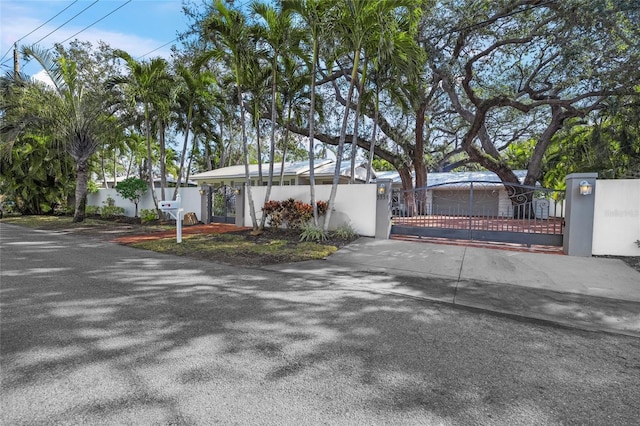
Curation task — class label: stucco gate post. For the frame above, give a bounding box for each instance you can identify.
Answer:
[375,179,393,239]
[200,185,211,225]
[563,172,597,256]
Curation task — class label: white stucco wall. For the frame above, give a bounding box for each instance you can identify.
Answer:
[245,184,377,237]
[592,179,640,256]
[87,187,202,220]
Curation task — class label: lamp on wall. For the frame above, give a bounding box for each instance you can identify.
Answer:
[579,180,593,196]
[199,186,206,195]
[377,183,386,195]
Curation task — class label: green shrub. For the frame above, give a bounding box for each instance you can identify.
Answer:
[333,223,358,240]
[86,205,100,215]
[101,205,125,218]
[101,197,124,218]
[299,223,328,242]
[140,208,158,224]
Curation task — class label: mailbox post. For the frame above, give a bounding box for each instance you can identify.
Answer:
[159,194,184,243]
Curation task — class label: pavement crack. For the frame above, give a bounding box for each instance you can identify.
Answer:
[453,246,467,304]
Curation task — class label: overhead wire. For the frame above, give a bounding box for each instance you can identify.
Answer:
[0,0,79,63]
[59,0,132,44]
[32,0,101,45]
[138,38,179,59]
[136,0,255,60]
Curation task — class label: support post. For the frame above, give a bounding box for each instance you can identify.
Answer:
[563,173,597,256]
[235,185,245,227]
[375,180,393,239]
[200,185,210,225]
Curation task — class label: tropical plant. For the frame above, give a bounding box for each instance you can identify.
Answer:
[110,50,172,217]
[115,177,148,217]
[201,0,259,230]
[252,1,305,229]
[1,45,116,221]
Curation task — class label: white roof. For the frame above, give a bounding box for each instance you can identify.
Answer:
[190,159,374,181]
[375,170,529,187]
[190,159,333,180]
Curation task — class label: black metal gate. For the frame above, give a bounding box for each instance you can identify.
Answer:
[391,181,565,246]
[208,185,237,224]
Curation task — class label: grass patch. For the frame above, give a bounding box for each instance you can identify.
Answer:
[0,215,172,233]
[130,232,338,266]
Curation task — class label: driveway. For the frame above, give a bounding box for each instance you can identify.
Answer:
[1,223,639,425]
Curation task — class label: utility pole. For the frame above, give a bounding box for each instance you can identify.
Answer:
[13,43,19,78]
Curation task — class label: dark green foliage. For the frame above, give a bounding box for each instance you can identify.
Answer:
[115,177,148,217]
[0,134,75,215]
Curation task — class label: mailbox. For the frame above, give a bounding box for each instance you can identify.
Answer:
[160,200,180,210]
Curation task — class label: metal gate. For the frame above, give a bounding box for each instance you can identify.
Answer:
[391,181,565,246]
[208,185,237,224]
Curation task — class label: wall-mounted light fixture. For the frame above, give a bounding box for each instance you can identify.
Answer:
[579,180,593,196]
[377,183,386,196]
[198,187,206,196]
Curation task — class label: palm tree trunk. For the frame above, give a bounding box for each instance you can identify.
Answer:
[72,158,89,222]
[144,104,160,216]
[158,119,167,201]
[324,49,360,232]
[279,101,293,186]
[350,56,367,184]
[173,105,192,201]
[309,36,319,226]
[260,58,278,230]
[366,87,380,184]
[237,82,258,230]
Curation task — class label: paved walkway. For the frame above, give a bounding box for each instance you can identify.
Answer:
[266,237,640,337]
[111,224,640,337]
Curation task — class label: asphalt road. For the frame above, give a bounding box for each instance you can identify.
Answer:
[1,223,639,425]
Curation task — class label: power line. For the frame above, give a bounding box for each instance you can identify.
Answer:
[32,0,101,46]
[138,38,179,59]
[0,0,79,63]
[59,0,132,44]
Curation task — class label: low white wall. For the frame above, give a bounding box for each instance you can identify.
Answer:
[87,187,202,220]
[245,184,377,237]
[592,179,640,256]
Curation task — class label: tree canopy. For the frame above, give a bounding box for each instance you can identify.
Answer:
[2,0,639,219]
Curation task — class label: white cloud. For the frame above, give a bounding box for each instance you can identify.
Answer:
[32,69,54,87]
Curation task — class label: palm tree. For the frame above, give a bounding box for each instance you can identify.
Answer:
[322,0,377,232]
[284,0,330,226]
[4,45,115,221]
[110,50,172,216]
[252,1,305,229]
[202,0,259,230]
[172,63,217,200]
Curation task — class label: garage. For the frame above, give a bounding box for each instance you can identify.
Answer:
[432,189,499,216]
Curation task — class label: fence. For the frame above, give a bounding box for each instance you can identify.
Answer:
[592,179,640,256]
[87,187,201,218]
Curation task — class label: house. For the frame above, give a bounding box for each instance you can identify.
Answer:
[376,170,548,217]
[190,159,376,188]
[100,175,196,188]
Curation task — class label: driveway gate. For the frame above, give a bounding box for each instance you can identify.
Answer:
[391,181,565,246]
[207,185,237,224]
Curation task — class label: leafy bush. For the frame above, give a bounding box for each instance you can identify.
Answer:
[299,223,328,242]
[115,177,148,217]
[86,205,100,215]
[333,223,358,240]
[262,198,329,230]
[140,208,158,224]
[101,197,124,218]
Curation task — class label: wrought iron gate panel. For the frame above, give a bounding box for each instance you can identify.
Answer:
[391,181,565,246]
[208,185,237,224]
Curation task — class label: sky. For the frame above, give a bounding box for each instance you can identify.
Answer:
[0,0,193,79]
